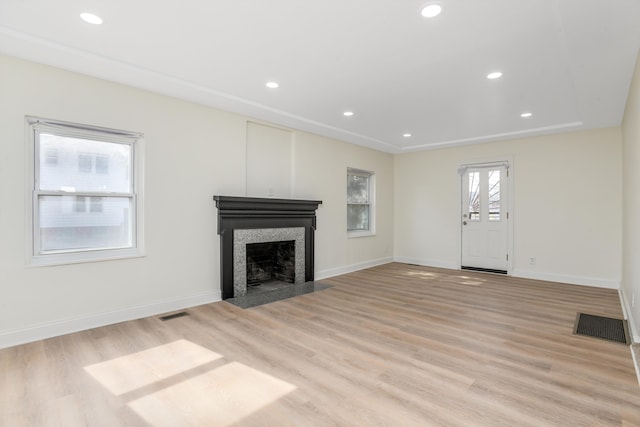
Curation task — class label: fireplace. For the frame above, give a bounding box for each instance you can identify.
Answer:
[214,196,322,300]
[233,226,305,297]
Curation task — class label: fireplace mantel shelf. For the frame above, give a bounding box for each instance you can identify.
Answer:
[214,196,322,211]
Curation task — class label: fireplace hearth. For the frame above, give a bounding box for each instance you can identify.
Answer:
[213,196,323,302]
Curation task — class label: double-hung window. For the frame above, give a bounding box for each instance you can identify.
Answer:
[347,168,375,236]
[28,117,144,265]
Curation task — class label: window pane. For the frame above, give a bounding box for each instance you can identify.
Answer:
[95,155,109,174]
[90,197,103,213]
[45,148,58,165]
[347,204,369,231]
[78,154,92,173]
[468,171,480,221]
[347,174,369,203]
[488,170,501,221]
[39,133,131,193]
[74,196,86,213]
[38,195,132,252]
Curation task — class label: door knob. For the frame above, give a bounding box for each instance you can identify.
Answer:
[463,221,468,225]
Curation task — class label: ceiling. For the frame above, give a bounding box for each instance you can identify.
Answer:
[1,0,639,153]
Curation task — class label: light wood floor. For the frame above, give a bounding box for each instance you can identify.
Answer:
[2,263,640,426]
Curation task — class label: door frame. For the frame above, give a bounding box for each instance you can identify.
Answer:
[457,156,514,274]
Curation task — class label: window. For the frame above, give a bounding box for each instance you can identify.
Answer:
[347,168,375,236]
[28,117,144,265]
[74,196,87,213]
[90,197,103,213]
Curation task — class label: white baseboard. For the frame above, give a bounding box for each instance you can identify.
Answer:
[629,345,640,389]
[391,261,620,289]
[315,257,394,281]
[0,290,221,350]
[321,257,621,289]
[619,288,640,343]
[393,256,460,271]
[619,288,640,387]
[511,269,620,289]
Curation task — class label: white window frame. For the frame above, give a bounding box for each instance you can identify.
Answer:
[347,167,376,238]
[26,117,145,266]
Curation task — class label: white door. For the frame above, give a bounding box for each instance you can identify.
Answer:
[461,165,508,272]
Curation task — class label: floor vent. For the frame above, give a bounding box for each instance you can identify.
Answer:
[574,313,629,345]
[461,266,507,275]
[159,311,190,321]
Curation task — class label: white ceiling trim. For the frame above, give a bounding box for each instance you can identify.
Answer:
[401,121,585,152]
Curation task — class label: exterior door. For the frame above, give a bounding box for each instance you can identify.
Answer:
[461,165,508,273]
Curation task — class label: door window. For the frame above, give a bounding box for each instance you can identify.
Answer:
[468,171,480,221]
[488,169,501,221]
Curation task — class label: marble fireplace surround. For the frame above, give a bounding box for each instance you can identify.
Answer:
[213,196,322,300]
[233,227,305,297]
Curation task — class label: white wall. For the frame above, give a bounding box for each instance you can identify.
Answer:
[622,50,640,341]
[292,132,395,278]
[0,55,394,348]
[394,127,622,288]
[246,122,293,198]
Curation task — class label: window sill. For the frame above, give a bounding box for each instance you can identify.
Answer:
[347,230,376,239]
[28,248,145,267]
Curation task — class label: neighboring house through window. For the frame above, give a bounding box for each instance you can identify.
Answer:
[347,167,375,236]
[28,117,144,265]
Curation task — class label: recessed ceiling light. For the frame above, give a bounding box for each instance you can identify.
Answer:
[403,133,412,138]
[265,81,279,89]
[421,4,442,18]
[80,13,103,25]
[520,112,533,118]
[487,71,503,80]
[343,111,354,117]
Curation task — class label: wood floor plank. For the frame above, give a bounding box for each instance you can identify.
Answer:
[1,262,639,426]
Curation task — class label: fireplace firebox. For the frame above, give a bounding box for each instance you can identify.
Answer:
[213,196,322,300]
[246,240,295,285]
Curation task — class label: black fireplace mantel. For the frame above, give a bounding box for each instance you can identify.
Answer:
[213,196,322,299]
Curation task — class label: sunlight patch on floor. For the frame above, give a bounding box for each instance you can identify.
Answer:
[459,280,483,286]
[127,361,297,426]
[405,271,439,278]
[84,339,223,395]
[84,339,297,425]
[455,275,487,283]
